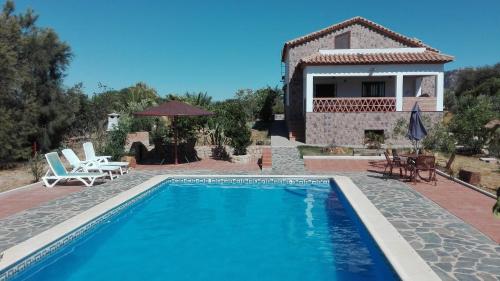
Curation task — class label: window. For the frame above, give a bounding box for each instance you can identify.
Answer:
[315,84,336,98]
[335,32,350,49]
[362,82,385,97]
[364,130,385,147]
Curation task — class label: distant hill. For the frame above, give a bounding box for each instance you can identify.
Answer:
[444,69,461,91]
[445,63,500,92]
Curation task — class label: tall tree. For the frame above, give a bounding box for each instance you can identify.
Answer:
[0,1,76,164]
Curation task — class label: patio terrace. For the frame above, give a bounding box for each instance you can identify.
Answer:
[0,158,498,281]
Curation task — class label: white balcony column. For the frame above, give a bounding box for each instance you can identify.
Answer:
[415,77,423,97]
[395,74,403,111]
[304,72,314,113]
[436,72,444,111]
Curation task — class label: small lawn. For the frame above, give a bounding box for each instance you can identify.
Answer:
[297,145,353,157]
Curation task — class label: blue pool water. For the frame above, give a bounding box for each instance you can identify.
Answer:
[12,179,399,281]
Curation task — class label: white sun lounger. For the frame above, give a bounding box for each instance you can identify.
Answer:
[62,149,122,180]
[82,142,129,175]
[42,152,106,188]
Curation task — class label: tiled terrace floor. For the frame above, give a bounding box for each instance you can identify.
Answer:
[0,159,499,281]
[305,159,500,244]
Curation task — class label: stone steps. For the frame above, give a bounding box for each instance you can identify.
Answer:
[271,147,305,174]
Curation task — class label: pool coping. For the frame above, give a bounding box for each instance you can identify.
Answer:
[0,174,439,281]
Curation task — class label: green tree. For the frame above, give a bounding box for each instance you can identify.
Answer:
[0,1,77,164]
[449,96,496,154]
[210,101,251,155]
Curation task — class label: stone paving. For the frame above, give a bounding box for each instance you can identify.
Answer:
[1,169,499,280]
[340,172,500,281]
[270,119,306,175]
[271,147,306,174]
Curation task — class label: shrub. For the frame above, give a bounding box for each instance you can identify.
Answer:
[224,103,251,155]
[449,96,496,154]
[102,121,130,161]
[209,101,251,156]
[29,152,45,182]
[421,123,456,154]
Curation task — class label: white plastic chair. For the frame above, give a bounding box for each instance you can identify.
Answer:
[62,149,121,180]
[83,142,129,175]
[42,152,106,188]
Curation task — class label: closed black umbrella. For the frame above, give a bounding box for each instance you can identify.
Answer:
[407,103,427,155]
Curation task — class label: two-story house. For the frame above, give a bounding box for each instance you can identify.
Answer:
[282,17,453,146]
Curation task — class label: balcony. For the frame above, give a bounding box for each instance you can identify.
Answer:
[313,97,396,113]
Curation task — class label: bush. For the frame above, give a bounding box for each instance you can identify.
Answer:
[223,103,252,155]
[422,123,456,154]
[102,121,130,161]
[28,151,45,182]
[209,101,251,156]
[449,96,496,154]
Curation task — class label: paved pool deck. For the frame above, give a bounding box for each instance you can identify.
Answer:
[0,160,499,281]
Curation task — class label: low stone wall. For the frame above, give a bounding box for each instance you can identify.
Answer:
[305,111,443,146]
[195,145,269,163]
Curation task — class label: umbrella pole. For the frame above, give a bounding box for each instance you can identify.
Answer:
[174,117,178,165]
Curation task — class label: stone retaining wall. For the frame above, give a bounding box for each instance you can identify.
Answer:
[195,145,269,162]
[305,111,443,146]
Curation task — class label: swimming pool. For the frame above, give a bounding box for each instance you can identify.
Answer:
[7,178,399,281]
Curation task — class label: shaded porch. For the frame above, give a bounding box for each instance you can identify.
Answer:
[311,75,439,113]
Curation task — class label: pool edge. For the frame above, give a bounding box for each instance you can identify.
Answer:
[0,174,440,281]
[334,176,440,281]
[0,175,169,278]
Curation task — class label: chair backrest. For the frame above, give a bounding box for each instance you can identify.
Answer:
[384,151,392,164]
[391,149,399,158]
[83,142,96,161]
[45,152,68,176]
[62,149,81,168]
[416,155,435,169]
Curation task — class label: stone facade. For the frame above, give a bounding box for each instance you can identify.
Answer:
[285,23,413,125]
[305,111,443,146]
[283,24,425,142]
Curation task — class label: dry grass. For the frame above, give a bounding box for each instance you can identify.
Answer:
[435,153,499,192]
[297,146,353,157]
[0,163,39,193]
[0,145,84,193]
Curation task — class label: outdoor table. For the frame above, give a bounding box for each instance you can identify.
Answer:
[399,154,418,181]
[400,153,437,183]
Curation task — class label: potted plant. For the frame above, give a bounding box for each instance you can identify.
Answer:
[122,146,137,168]
[364,131,384,149]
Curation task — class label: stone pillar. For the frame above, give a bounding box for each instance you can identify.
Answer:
[395,74,403,111]
[304,71,314,113]
[436,72,444,111]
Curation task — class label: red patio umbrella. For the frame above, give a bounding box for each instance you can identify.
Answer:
[134,100,214,164]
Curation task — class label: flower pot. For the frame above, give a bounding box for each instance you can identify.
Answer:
[122,155,137,168]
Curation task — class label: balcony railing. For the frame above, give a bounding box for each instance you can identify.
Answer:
[313,97,396,113]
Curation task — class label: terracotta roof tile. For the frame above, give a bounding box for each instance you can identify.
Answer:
[282,17,439,61]
[300,51,454,66]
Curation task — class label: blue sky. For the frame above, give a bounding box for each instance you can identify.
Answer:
[8,0,500,99]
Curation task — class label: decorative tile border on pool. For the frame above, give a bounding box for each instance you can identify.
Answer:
[0,183,159,280]
[0,174,439,281]
[164,177,329,185]
[0,175,169,281]
[0,176,328,280]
